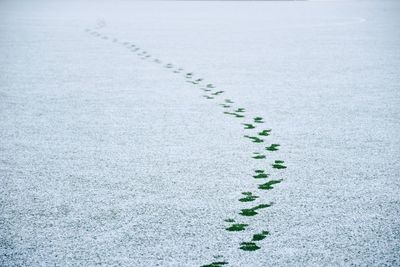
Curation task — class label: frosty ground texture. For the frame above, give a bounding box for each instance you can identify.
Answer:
[1,0,399,266]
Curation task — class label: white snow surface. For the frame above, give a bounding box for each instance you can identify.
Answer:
[0,0,399,266]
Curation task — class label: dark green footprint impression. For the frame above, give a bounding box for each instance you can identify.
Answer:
[224,218,235,223]
[252,231,270,241]
[225,99,234,104]
[203,95,214,100]
[207,84,215,88]
[240,203,273,216]
[220,104,231,108]
[252,153,266,159]
[226,223,248,231]
[253,170,269,179]
[265,144,280,151]
[258,179,282,190]
[212,91,224,96]
[244,135,263,143]
[239,242,260,251]
[243,123,255,129]
[192,78,203,84]
[239,192,259,202]
[202,88,212,92]
[254,117,264,123]
[235,108,245,113]
[224,112,244,118]
[258,129,271,136]
[201,262,228,267]
[272,160,287,169]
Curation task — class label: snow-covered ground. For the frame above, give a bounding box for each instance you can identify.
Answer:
[1,0,399,266]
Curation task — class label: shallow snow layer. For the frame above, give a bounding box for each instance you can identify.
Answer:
[0,0,399,266]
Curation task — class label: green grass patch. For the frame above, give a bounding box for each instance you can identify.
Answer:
[244,135,263,143]
[252,231,270,241]
[239,242,260,251]
[266,144,280,151]
[252,153,266,159]
[258,129,272,136]
[272,160,287,169]
[240,209,258,216]
[253,170,269,179]
[239,192,259,202]
[224,112,244,118]
[243,123,255,129]
[201,262,228,267]
[226,223,248,231]
[212,91,224,96]
[258,179,282,190]
[254,117,264,123]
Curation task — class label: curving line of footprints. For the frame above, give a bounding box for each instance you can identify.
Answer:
[85,20,287,267]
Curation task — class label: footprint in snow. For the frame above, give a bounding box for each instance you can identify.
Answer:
[258,179,282,190]
[253,170,269,179]
[225,223,248,231]
[242,123,255,129]
[244,135,263,143]
[239,192,259,202]
[265,144,280,151]
[239,203,273,216]
[272,160,287,169]
[252,152,266,159]
[254,117,264,123]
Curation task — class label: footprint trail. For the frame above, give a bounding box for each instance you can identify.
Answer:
[85,23,287,266]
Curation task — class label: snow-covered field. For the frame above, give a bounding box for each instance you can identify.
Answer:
[1,0,399,266]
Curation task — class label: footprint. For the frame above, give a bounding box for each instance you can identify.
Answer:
[186,73,193,79]
[254,117,264,123]
[235,108,245,113]
[207,84,215,88]
[244,135,263,143]
[258,179,282,190]
[224,112,244,118]
[192,78,203,84]
[265,144,280,151]
[203,95,214,100]
[212,91,224,96]
[258,129,271,136]
[201,262,228,267]
[226,223,248,231]
[225,99,234,104]
[252,230,270,241]
[224,218,235,223]
[240,203,273,216]
[242,123,255,129]
[252,153,266,159]
[220,104,231,108]
[272,160,287,169]
[239,192,259,202]
[239,242,260,251]
[202,88,212,92]
[253,170,269,179]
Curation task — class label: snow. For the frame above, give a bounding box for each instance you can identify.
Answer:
[0,0,399,266]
